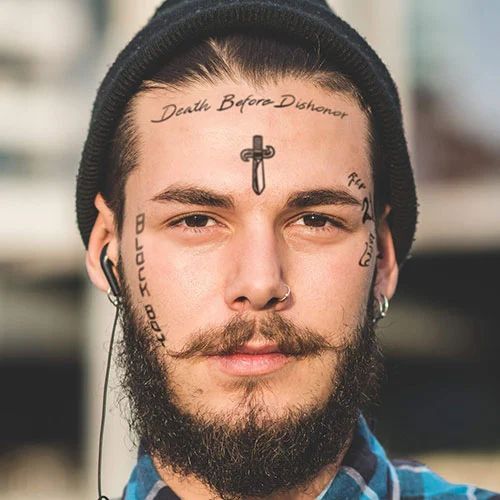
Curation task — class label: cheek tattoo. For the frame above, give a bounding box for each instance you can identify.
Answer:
[240,135,276,195]
[135,213,166,346]
[347,171,376,268]
[359,232,376,267]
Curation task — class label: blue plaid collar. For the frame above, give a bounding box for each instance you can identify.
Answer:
[123,414,499,499]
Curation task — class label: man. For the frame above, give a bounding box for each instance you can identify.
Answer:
[76,1,499,499]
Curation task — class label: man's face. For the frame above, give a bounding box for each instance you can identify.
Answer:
[93,77,393,497]
[118,78,377,418]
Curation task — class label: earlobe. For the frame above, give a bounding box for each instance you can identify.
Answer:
[85,193,120,293]
[374,206,399,301]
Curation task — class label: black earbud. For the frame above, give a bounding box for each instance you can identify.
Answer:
[99,243,121,298]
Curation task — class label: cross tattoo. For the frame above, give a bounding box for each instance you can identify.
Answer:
[240,135,276,195]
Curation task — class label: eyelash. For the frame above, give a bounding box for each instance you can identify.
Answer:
[167,214,218,233]
[167,213,346,233]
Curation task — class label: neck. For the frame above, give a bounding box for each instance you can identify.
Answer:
[152,427,354,499]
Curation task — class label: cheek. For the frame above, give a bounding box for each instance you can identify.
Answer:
[120,222,373,343]
[124,235,227,341]
[290,243,372,330]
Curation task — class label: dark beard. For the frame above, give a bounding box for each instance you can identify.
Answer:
[115,276,383,500]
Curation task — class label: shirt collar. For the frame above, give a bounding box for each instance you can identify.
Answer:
[124,414,396,500]
[322,414,398,499]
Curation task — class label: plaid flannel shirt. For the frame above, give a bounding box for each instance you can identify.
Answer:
[122,415,499,499]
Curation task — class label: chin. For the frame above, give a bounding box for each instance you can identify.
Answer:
[185,375,332,429]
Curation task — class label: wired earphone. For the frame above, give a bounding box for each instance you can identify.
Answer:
[97,243,121,500]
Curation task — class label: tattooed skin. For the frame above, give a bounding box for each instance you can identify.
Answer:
[347,172,376,267]
[347,172,366,190]
[361,196,374,224]
[135,213,166,346]
[151,92,348,123]
[240,135,276,195]
[359,232,376,267]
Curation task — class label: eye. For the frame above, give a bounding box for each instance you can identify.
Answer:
[168,214,218,230]
[294,213,345,230]
[302,214,330,227]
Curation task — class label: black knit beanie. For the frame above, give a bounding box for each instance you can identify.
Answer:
[76,0,418,265]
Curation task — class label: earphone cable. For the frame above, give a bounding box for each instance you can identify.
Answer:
[97,303,120,500]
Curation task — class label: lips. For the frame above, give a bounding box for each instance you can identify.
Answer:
[233,343,281,355]
[209,343,292,376]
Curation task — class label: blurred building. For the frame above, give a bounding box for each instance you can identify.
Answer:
[0,1,499,498]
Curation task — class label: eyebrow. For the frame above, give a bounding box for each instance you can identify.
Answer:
[151,186,235,209]
[151,186,361,210]
[285,188,361,209]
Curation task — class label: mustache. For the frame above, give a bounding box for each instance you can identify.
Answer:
[162,313,346,359]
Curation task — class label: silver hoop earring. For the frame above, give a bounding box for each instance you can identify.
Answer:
[373,294,389,324]
[277,284,291,302]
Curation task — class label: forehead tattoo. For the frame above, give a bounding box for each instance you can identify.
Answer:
[240,135,276,195]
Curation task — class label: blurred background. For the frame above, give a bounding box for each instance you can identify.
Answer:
[0,0,499,498]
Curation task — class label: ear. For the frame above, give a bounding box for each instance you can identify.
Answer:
[374,205,399,300]
[85,193,120,293]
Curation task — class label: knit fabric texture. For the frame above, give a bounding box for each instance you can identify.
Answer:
[76,0,418,265]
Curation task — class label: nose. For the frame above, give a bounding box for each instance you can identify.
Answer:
[224,226,290,312]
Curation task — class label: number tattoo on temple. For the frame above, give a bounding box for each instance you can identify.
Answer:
[240,135,276,195]
[347,172,376,267]
[361,195,374,224]
[135,213,166,346]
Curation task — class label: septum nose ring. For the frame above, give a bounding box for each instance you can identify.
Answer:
[277,284,291,302]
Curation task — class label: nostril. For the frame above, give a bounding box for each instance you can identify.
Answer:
[267,297,281,307]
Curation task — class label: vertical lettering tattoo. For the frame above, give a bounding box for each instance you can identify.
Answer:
[347,172,376,267]
[240,135,276,195]
[135,213,166,346]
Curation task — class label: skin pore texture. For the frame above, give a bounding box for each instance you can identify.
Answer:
[86,77,399,499]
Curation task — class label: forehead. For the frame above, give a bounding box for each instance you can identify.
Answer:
[128,78,371,204]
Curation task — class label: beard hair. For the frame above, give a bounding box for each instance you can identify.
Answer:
[115,269,384,500]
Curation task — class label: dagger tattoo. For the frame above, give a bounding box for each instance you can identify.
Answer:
[240,135,276,195]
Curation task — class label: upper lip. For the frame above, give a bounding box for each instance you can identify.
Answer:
[233,343,281,355]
